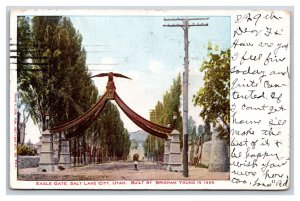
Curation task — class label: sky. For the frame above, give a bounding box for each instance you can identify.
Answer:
[25,15,230,144]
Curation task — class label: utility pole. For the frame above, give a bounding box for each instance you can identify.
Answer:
[163,17,208,177]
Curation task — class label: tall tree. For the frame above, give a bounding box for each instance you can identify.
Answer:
[188,116,197,145]
[89,101,131,160]
[17,16,97,132]
[193,47,230,142]
[144,73,183,159]
[197,125,204,136]
[17,16,131,160]
[16,16,32,144]
[17,16,32,89]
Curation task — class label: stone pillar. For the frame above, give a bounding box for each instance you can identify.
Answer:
[199,141,212,167]
[163,137,171,169]
[208,127,229,172]
[38,130,54,172]
[58,132,71,169]
[167,130,183,172]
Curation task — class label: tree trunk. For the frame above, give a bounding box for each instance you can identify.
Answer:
[218,116,230,134]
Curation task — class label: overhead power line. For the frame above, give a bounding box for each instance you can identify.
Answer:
[163,17,209,21]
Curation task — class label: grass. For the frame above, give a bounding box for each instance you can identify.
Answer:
[195,163,208,169]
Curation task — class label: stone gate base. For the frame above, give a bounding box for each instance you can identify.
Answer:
[167,130,183,172]
[58,133,71,169]
[38,130,54,172]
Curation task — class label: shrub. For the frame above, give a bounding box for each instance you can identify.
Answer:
[17,145,36,156]
[196,163,208,169]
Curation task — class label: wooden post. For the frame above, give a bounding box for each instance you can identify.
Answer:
[79,137,83,165]
[57,132,62,166]
[93,147,96,164]
[76,138,80,165]
[88,146,91,164]
[199,136,204,164]
[72,137,76,166]
[69,138,72,166]
[95,148,98,164]
[98,149,101,163]
[83,133,86,165]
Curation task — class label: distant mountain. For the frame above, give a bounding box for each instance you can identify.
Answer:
[129,130,149,142]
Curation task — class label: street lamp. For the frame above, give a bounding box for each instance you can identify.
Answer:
[45,111,50,130]
[172,111,178,129]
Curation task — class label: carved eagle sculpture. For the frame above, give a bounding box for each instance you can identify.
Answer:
[90,72,131,80]
[90,72,131,90]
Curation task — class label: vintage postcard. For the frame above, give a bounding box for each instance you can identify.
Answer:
[9,9,290,190]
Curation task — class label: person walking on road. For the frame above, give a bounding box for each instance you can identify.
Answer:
[134,160,138,171]
[133,153,139,171]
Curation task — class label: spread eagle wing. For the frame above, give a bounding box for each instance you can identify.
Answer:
[90,72,131,80]
[90,73,109,78]
[113,73,132,80]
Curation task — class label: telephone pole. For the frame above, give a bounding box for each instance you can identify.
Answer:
[163,17,208,177]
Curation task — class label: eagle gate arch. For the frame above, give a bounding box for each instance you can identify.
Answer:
[38,72,182,172]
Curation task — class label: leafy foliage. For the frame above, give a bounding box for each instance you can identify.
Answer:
[144,74,183,159]
[17,145,36,156]
[86,101,131,159]
[17,17,33,144]
[17,16,130,160]
[193,47,230,142]
[188,116,197,145]
[131,139,138,149]
[197,125,204,136]
[17,16,98,131]
[17,16,32,88]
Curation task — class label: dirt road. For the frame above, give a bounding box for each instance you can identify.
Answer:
[18,161,229,181]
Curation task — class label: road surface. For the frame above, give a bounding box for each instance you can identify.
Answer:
[18,161,229,181]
